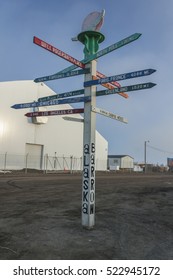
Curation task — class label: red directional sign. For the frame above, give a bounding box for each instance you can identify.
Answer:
[33,36,128,98]
[33,36,84,68]
[25,108,84,117]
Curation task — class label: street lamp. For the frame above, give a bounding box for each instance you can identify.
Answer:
[144,140,149,173]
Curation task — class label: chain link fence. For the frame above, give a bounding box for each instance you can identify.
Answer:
[0,153,107,173]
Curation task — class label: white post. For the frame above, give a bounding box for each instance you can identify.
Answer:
[82,59,97,228]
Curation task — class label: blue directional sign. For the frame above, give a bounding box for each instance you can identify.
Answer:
[96,82,156,97]
[34,69,89,83]
[11,96,90,109]
[84,69,156,87]
[34,33,141,83]
[38,89,84,102]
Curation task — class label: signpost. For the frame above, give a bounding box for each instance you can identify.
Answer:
[11,10,156,230]
[84,69,156,87]
[25,108,84,117]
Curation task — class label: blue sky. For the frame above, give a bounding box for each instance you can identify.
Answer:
[1,0,173,164]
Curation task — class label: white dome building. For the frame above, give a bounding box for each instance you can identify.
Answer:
[0,80,108,171]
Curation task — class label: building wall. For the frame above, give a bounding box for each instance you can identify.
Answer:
[121,156,134,169]
[0,80,108,170]
[108,155,134,170]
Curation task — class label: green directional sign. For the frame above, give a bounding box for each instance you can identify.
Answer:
[96,82,156,97]
[83,33,141,63]
[34,33,141,82]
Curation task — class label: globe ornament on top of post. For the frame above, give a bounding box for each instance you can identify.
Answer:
[77,10,105,56]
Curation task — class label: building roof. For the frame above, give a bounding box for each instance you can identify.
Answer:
[108,155,134,159]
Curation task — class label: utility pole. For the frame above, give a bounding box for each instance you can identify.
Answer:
[144,140,149,173]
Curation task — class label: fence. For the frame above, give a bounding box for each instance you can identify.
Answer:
[0,153,107,173]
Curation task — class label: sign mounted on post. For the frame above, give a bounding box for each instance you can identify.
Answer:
[33,36,85,68]
[11,96,90,109]
[96,82,156,97]
[25,108,84,117]
[35,69,89,83]
[38,89,84,102]
[92,106,128,123]
[84,69,156,87]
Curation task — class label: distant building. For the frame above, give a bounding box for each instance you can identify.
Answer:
[108,155,134,171]
[167,158,173,172]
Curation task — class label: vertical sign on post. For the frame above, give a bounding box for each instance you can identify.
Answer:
[78,24,105,228]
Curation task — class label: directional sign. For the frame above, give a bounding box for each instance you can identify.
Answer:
[33,36,85,68]
[84,69,156,87]
[92,106,128,123]
[11,96,90,109]
[34,33,141,83]
[25,108,84,117]
[35,69,89,83]
[63,116,84,123]
[38,89,84,102]
[34,36,128,98]
[56,33,141,75]
[96,82,156,97]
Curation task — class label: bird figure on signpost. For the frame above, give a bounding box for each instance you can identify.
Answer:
[71,9,105,41]
[81,9,105,32]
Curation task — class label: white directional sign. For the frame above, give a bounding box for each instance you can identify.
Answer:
[92,106,128,123]
[63,116,84,123]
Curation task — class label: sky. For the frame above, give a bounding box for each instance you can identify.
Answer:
[0,0,173,165]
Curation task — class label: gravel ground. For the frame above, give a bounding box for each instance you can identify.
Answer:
[0,172,173,260]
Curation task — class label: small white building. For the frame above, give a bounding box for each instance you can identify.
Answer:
[108,155,134,171]
[0,80,108,171]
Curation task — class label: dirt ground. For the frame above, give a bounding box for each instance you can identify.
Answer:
[0,172,173,260]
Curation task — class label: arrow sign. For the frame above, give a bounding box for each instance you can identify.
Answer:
[11,96,90,109]
[25,108,84,117]
[96,82,156,97]
[33,36,85,68]
[35,69,90,83]
[38,89,84,102]
[33,36,129,98]
[34,33,141,83]
[92,106,128,123]
[63,116,84,123]
[84,69,156,87]
[57,33,141,75]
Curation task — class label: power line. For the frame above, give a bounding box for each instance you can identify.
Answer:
[147,144,173,155]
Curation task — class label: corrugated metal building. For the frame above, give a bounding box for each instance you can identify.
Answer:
[0,80,108,171]
[108,155,134,171]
